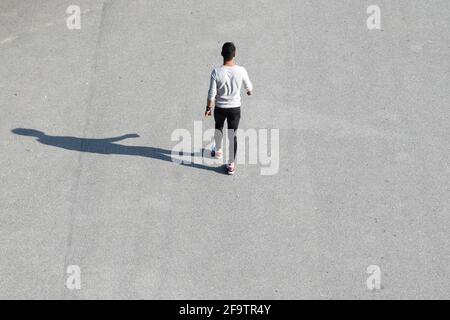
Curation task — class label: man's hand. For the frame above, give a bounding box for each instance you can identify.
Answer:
[247,90,253,96]
[205,106,212,117]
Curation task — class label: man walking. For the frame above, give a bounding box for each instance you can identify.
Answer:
[205,42,253,175]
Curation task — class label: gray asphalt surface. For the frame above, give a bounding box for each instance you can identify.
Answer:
[1,0,449,299]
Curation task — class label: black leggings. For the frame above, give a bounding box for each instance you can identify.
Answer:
[214,107,241,162]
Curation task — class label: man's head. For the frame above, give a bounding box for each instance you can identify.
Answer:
[221,42,236,62]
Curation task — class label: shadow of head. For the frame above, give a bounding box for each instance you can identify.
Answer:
[12,128,44,138]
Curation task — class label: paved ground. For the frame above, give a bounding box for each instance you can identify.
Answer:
[1,0,449,299]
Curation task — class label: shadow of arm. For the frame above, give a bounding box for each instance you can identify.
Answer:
[103,133,140,143]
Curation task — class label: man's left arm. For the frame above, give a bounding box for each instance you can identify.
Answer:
[243,68,253,96]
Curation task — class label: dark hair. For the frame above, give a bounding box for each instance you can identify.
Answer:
[221,42,236,61]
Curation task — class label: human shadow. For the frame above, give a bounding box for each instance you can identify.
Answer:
[11,128,226,174]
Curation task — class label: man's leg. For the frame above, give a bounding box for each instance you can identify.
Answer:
[214,107,226,151]
[226,107,241,163]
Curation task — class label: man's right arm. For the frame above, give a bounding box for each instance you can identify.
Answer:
[205,69,217,116]
[207,69,217,103]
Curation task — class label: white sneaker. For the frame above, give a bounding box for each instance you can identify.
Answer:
[227,163,236,175]
[211,147,223,159]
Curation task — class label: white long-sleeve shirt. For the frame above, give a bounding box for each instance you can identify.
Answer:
[207,65,253,108]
